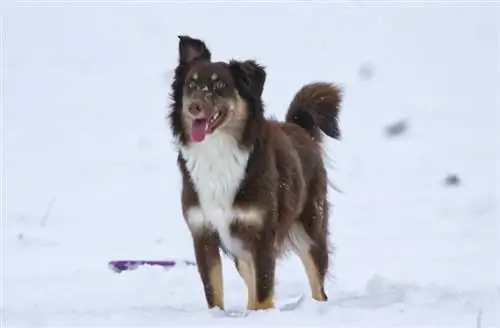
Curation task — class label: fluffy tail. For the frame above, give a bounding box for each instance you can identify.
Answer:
[285,82,341,141]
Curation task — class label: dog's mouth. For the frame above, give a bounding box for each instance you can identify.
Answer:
[190,109,228,142]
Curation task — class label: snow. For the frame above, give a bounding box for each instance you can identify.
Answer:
[2,2,499,327]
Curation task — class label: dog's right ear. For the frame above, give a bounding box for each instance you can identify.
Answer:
[229,60,267,98]
[177,35,211,66]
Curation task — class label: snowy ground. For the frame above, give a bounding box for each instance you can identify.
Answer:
[2,2,499,327]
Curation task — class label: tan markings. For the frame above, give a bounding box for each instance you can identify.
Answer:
[236,253,274,310]
[192,72,198,80]
[233,208,265,226]
[254,296,275,310]
[211,73,218,81]
[298,250,326,301]
[209,260,225,309]
[220,91,249,141]
[233,92,249,121]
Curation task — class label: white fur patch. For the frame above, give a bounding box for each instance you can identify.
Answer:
[180,131,256,255]
[281,222,314,255]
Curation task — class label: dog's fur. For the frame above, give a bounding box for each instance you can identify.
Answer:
[168,35,341,311]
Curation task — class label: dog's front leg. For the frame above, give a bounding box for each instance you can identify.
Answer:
[236,229,276,311]
[192,229,224,310]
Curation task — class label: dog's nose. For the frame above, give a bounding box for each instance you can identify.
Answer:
[188,103,203,116]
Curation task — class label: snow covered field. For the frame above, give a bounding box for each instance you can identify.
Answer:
[2,2,499,327]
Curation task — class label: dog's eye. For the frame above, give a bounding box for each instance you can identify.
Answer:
[213,81,226,90]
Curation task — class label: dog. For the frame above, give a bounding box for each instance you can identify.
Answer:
[168,35,341,311]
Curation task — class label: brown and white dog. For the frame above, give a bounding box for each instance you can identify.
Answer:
[168,35,341,311]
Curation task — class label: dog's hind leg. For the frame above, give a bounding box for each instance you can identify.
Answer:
[292,225,329,301]
[293,172,330,302]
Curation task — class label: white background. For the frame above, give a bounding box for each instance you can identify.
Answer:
[2,2,499,326]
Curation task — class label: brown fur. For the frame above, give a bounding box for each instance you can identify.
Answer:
[168,35,341,311]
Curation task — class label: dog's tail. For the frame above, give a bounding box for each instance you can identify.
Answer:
[285,82,341,141]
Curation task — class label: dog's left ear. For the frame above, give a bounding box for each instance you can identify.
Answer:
[229,60,266,98]
[178,35,211,66]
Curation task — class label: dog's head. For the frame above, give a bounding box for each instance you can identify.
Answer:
[169,36,266,145]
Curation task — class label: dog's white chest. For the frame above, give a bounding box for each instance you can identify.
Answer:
[181,133,251,254]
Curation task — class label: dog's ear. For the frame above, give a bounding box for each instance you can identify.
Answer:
[229,60,266,98]
[177,35,211,66]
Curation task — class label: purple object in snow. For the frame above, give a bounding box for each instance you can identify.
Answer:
[108,260,196,273]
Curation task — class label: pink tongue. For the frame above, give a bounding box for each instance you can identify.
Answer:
[191,119,208,142]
